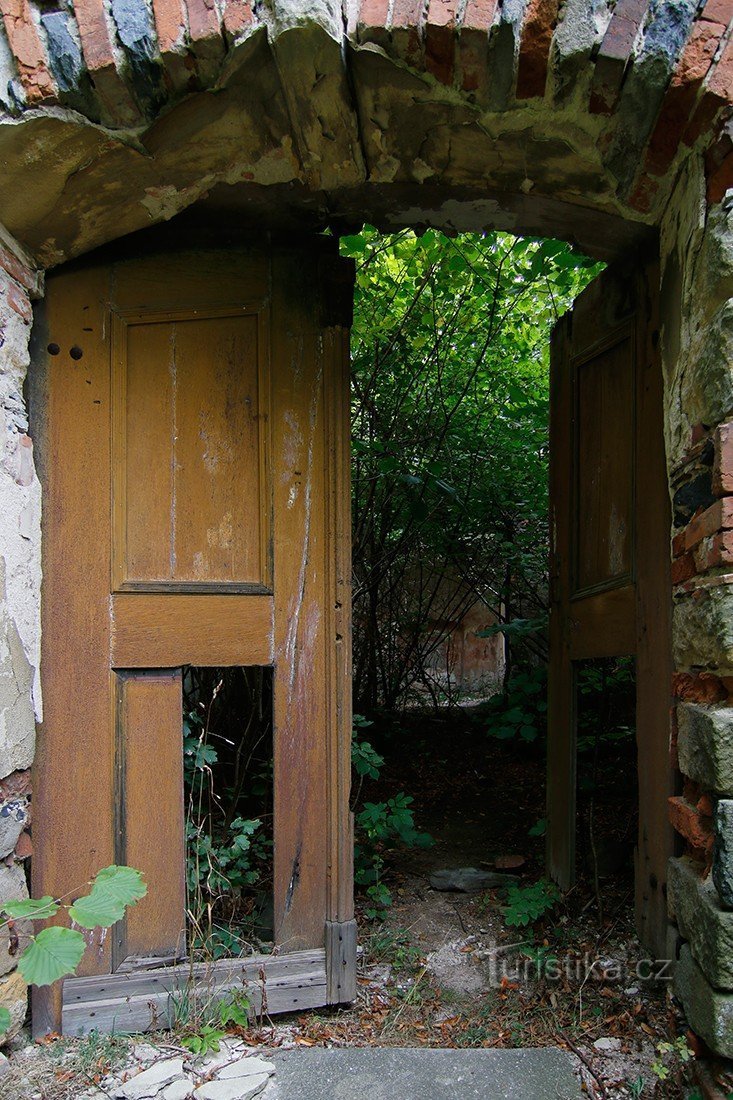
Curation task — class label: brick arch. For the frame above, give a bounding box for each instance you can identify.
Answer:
[0,0,730,266]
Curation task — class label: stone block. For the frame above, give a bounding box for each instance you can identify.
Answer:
[668,856,733,987]
[675,944,733,1058]
[0,969,27,1042]
[714,799,733,910]
[0,798,28,860]
[673,581,733,675]
[677,703,733,795]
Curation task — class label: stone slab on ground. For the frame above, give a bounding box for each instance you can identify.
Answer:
[261,1047,581,1099]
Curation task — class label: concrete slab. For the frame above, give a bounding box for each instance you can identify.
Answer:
[262,1047,581,1099]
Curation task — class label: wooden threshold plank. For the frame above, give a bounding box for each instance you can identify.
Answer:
[62,949,328,1035]
[111,594,274,667]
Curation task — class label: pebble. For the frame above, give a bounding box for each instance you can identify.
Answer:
[93,1042,277,1100]
[593,1037,621,1053]
[116,1058,186,1099]
[217,1057,275,1080]
[193,1074,269,1100]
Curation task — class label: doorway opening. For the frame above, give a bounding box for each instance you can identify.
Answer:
[261,226,673,1072]
[182,667,275,963]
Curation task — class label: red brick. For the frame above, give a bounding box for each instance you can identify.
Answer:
[589,0,650,114]
[0,0,56,102]
[425,0,459,84]
[186,0,222,46]
[4,281,31,324]
[672,671,728,704]
[672,551,697,584]
[0,245,36,294]
[697,792,715,818]
[0,771,31,803]
[13,831,32,860]
[672,529,688,558]
[700,0,732,23]
[668,795,714,857]
[684,498,733,551]
[358,0,390,46]
[151,0,187,52]
[683,36,733,147]
[73,0,140,123]
[642,18,726,179]
[708,422,730,497]
[458,0,497,98]
[694,530,733,571]
[515,0,558,99]
[221,0,253,38]
[390,0,425,67]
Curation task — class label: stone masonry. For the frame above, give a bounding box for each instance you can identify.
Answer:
[0,0,731,1054]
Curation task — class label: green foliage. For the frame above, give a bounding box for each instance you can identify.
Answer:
[650,1037,693,1081]
[365,926,423,974]
[484,666,547,743]
[485,656,635,748]
[3,896,59,921]
[182,671,274,959]
[181,1024,227,1056]
[502,879,560,927]
[18,926,87,987]
[528,817,547,837]
[0,864,145,1035]
[179,990,251,1052]
[351,725,433,919]
[351,716,385,780]
[342,226,603,710]
[68,865,147,929]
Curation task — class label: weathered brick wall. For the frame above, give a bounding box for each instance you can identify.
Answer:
[660,148,733,1055]
[0,231,41,1037]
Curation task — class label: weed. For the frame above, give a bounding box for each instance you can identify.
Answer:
[502,879,560,927]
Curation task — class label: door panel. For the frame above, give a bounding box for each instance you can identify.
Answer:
[32,238,355,1034]
[113,309,269,591]
[547,257,673,958]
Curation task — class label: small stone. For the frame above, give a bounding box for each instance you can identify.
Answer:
[593,1037,621,1052]
[0,969,27,1043]
[429,868,518,892]
[116,1058,185,1099]
[0,800,28,860]
[194,1074,269,1100]
[714,799,733,909]
[216,1057,275,1079]
[161,1080,194,1100]
[0,1051,8,1075]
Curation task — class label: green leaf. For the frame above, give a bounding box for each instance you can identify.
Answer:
[69,865,146,929]
[3,896,59,921]
[528,818,547,837]
[0,1007,11,1036]
[19,926,86,986]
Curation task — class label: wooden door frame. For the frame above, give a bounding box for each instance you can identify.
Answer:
[546,250,674,960]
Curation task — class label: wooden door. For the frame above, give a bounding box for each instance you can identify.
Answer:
[30,236,356,1035]
[546,257,673,958]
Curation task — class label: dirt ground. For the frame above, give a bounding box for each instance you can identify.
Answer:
[2,709,732,1099]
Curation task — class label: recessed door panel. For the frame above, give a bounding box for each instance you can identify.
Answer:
[112,309,269,592]
[574,333,634,596]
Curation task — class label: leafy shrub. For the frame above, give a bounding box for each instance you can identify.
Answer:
[484,666,547,743]
[502,879,560,927]
[0,865,146,1036]
[351,723,432,919]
